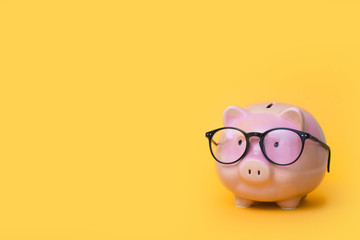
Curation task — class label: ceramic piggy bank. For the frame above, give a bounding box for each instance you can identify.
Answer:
[205,102,331,209]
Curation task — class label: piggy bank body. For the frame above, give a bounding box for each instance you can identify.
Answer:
[212,102,329,209]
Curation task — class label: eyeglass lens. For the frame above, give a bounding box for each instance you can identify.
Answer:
[211,129,246,163]
[262,129,302,164]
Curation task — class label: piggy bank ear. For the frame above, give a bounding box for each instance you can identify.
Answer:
[223,106,247,127]
[280,107,305,130]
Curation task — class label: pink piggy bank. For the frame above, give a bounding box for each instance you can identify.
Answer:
[205,102,331,209]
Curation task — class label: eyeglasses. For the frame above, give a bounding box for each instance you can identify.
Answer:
[205,127,331,172]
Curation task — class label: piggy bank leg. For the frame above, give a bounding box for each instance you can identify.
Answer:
[234,196,254,208]
[276,197,303,210]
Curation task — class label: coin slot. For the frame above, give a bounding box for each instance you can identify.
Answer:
[266,103,274,108]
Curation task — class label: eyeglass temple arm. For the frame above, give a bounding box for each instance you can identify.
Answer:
[211,139,218,146]
[308,135,331,173]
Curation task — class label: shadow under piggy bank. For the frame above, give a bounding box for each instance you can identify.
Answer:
[238,192,327,211]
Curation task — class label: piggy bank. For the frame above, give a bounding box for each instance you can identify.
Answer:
[205,102,331,209]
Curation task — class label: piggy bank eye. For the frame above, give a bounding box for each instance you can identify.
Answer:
[238,140,243,146]
[274,142,279,148]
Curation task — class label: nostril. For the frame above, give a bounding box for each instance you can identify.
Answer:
[257,170,260,175]
[248,169,251,175]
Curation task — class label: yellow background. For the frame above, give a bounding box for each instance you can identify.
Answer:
[0,0,359,239]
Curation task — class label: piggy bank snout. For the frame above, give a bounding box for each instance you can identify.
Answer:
[238,160,271,184]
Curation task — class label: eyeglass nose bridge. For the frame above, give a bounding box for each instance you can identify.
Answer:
[246,132,263,148]
[246,132,263,139]
[245,132,265,156]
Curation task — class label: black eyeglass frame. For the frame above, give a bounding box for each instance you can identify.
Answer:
[205,127,331,172]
